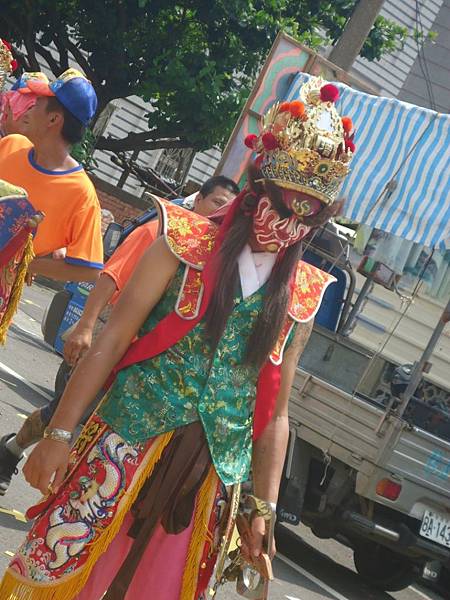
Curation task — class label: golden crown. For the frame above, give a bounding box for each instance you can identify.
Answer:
[245,77,355,206]
[0,39,14,92]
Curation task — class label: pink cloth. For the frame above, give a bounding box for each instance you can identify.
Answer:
[75,512,196,600]
[0,90,37,125]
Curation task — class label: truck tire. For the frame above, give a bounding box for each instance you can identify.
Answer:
[353,543,417,592]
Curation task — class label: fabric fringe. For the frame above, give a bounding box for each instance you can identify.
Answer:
[180,466,218,600]
[0,431,174,600]
[0,233,34,345]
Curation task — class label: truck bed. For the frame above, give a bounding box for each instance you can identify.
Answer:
[289,368,402,476]
[290,367,450,516]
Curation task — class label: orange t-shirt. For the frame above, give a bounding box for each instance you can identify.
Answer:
[104,220,159,305]
[0,134,103,269]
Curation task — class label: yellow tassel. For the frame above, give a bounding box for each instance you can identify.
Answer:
[0,233,34,345]
[180,466,218,600]
[0,431,173,600]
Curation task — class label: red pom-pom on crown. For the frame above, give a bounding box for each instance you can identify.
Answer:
[244,134,258,149]
[261,132,279,151]
[320,84,339,103]
[279,102,290,113]
[341,116,353,133]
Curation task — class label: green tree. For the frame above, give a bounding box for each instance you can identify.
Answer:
[1,0,407,153]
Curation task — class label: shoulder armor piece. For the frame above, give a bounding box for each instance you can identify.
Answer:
[288,260,336,323]
[269,262,336,365]
[152,195,218,269]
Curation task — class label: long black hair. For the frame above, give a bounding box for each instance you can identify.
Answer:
[204,165,341,370]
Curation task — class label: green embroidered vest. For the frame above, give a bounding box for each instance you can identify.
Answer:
[99,266,264,485]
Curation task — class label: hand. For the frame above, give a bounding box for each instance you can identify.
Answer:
[240,515,276,564]
[64,324,93,366]
[52,247,67,260]
[23,439,70,496]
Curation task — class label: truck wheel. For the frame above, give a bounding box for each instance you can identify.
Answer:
[353,544,417,592]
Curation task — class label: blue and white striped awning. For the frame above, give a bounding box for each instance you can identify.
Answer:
[286,73,450,250]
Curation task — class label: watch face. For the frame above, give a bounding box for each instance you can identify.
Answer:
[252,196,311,251]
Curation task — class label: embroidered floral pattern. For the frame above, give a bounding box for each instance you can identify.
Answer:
[157,197,218,268]
[176,265,204,319]
[100,266,262,485]
[288,260,336,322]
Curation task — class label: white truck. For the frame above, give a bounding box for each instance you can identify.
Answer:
[278,229,450,592]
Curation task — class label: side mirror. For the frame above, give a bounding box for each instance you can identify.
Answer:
[103,222,124,260]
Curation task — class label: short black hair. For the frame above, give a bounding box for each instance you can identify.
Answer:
[199,175,240,197]
[46,97,86,146]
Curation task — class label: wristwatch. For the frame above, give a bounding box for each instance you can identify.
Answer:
[43,427,73,444]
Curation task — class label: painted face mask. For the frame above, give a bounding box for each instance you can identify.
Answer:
[252,193,322,252]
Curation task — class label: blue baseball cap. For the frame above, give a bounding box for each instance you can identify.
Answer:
[22,68,98,126]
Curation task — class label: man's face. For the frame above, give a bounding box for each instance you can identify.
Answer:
[17,97,61,143]
[0,91,39,136]
[194,185,236,217]
[2,103,21,135]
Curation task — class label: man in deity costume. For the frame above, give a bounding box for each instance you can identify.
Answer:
[0,76,356,600]
[0,175,239,496]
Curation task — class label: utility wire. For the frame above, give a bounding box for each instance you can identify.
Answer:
[415,0,437,111]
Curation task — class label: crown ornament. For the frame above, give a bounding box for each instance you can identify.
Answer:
[1,39,18,92]
[245,77,355,206]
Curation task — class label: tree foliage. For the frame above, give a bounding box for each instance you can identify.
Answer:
[1,0,407,153]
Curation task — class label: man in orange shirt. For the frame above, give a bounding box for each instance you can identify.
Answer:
[0,69,103,282]
[0,69,103,492]
[65,175,239,361]
[0,175,239,495]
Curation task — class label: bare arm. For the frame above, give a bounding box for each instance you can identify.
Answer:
[29,257,101,282]
[23,237,179,493]
[63,273,117,365]
[252,319,313,503]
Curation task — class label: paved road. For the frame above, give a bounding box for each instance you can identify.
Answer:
[0,283,446,600]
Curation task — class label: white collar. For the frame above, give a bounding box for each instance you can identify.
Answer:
[237,244,276,299]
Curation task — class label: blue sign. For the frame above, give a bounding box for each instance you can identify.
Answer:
[54,281,94,355]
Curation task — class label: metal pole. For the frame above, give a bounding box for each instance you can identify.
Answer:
[397,296,450,419]
[341,274,374,336]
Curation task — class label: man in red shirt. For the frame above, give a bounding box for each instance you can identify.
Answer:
[0,175,239,495]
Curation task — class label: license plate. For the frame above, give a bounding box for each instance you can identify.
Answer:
[420,509,450,548]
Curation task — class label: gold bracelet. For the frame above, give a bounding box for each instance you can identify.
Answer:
[43,427,73,444]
